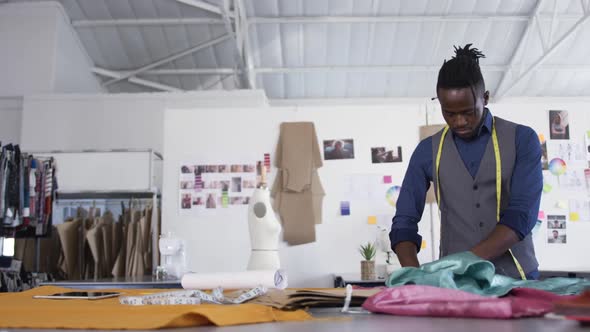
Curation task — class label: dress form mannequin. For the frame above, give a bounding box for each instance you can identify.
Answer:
[247,167,282,270]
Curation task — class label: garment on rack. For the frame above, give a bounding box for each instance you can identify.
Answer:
[387,251,590,296]
[0,143,57,238]
[363,285,571,319]
[56,218,81,279]
[14,231,61,276]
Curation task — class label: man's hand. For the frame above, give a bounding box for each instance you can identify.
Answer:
[471,224,519,260]
[393,241,420,267]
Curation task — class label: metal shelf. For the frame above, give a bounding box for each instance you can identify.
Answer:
[56,190,158,200]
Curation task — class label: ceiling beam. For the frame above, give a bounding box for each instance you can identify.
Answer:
[102,34,231,87]
[236,0,256,88]
[248,14,583,24]
[550,0,559,44]
[72,18,225,27]
[535,15,548,51]
[70,14,584,28]
[93,68,183,92]
[494,0,545,100]
[250,15,527,24]
[96,64,590,77]
[496,13,590,100]
[133,68,238,75]
[220,0,249,89]
[254,65,508,73]
[175,0,223,16]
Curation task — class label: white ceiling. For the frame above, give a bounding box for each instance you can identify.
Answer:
[7,0,590,99]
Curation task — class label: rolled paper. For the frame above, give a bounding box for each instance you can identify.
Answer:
[181,269,287,290]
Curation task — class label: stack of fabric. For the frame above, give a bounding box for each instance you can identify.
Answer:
[363,252,590,318]
[554,291,590,322]
[0,286,312,329]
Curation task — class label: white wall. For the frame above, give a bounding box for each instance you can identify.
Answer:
[0,97,23,144]
[21,90,268,153]
[21,94,165,152]
[0,2,101,96]
[0,3,56,96]
[162,100,428,287]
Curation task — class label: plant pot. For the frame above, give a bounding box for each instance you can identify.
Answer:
[361,260,376,280]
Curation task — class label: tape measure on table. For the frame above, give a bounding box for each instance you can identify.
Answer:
[119,285,268,306]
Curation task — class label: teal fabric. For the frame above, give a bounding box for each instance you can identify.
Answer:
[387,252,590,296]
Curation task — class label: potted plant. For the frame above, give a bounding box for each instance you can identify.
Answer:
[359,242,376,280]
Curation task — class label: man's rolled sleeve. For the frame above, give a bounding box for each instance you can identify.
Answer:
[499,125,543,239]
[389,138,432,253]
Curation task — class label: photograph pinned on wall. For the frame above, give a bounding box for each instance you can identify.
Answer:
[243,164,256,173]
[181,193,192,209]
[547,141,586,167]
[180,181,194,190]
[205,193,217,209]
[569,200,590,222]
[207,165,219,173]
[221,191,229,208]
[231,177,242,192]
[218,165,229,173]
[323,139,355,160]
[256,161,264,185]
[181,165,194,174]
[192,196,204,206]
[194,175,203,191]
[243,179,256,189]
[539,134,549,170]
[196,165,206,175]
[561,169,587,192]
[264,153,271,171]
[207,181,220,189]
[220,180,230,192]
[548,229,567,244]
[549,110,570,140]
[230,197,250,205]
[371,146,403,163]
[586,131,590,166]
[231,164,244,173]
[547,215,566,229]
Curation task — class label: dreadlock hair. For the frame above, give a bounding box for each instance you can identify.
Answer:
[437,44,486,99]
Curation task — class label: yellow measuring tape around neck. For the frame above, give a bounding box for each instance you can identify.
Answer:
[435,117,527,280]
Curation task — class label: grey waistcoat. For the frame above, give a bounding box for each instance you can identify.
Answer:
[431,116,538,279]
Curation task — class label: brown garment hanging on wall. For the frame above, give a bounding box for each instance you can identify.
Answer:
[271,122,325,246]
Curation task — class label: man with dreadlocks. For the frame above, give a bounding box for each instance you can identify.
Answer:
[389,44,542,280]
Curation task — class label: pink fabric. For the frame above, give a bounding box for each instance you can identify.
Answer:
[362,285,569,319]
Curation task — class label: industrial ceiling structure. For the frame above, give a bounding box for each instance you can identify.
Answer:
[7,0,590,99]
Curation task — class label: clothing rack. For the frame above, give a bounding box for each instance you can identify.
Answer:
[56,191,160,200]
[5,149,163,280]
[53,190,161,278]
